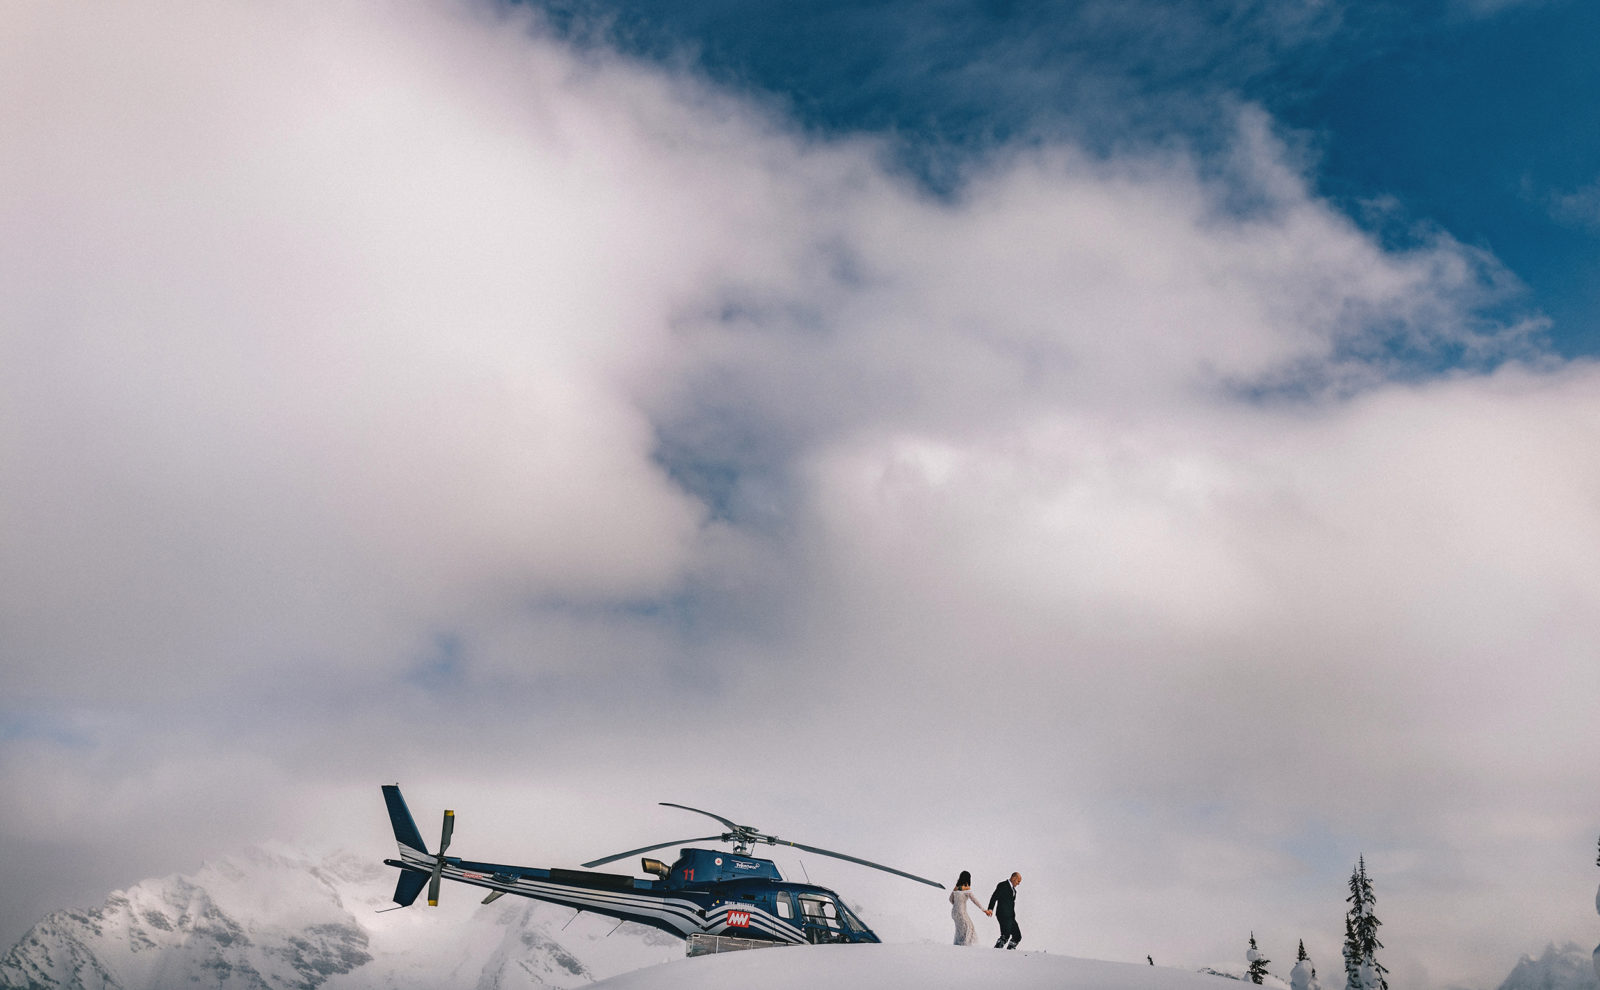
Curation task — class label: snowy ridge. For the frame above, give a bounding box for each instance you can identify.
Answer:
[592,943,1271,990]
[0,847,676,990]
[1495,944,1600,990]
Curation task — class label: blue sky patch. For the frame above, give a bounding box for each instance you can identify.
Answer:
[528,0,1598,356]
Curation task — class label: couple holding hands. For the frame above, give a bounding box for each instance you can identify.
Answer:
[949,871,1022,949]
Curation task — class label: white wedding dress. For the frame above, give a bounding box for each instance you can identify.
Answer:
[950,887,984,945]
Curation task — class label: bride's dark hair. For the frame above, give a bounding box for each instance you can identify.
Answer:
[956,870,972,888]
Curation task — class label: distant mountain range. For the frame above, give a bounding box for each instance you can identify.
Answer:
[2,850,1594,990]
[1495,944,1600,990]
[0,847,677,989]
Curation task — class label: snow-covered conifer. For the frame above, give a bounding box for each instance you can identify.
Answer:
[1248,932,1271,985]
[1592,834,1599,985]
[1343,915,1361,990]
[1343,857,1388,990]
[1291,940,1320,990]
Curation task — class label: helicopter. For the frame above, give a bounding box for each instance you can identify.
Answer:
[380,784,943,952]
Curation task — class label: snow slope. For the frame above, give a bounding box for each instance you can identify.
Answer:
[592,943,1250,990]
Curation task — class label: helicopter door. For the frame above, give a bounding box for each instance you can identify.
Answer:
[797,894,845,943]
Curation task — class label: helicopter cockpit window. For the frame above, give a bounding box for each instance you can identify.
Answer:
[836,900,867,933]
[798,895,841,930]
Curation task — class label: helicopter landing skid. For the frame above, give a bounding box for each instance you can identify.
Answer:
[685,933,792,957]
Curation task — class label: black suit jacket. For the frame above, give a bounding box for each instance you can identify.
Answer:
[988,880,1017,919]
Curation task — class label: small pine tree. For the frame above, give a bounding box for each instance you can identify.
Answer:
[1343,857,1389,990]
[1593,835,1600,987]
[1248,932,1271,984]
[1291,939,1320,990]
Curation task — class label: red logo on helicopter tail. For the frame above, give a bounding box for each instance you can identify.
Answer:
[727,911,751,928]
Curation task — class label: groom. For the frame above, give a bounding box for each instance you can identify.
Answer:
[988,872,1021,949]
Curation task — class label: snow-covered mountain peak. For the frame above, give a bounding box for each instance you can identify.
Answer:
[1495,943,1600,990]
[0,846,675,990]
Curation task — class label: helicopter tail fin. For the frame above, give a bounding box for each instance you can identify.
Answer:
[391,867,429,907]
[382,784,429,858]
[382,785,433,908]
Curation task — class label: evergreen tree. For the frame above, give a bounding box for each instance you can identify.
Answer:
[1592,835,1600,987]
[1291,939,1320,990]
[1248,932,1271,985]
[1342,914,1362,990]
[1342,857,1389,990]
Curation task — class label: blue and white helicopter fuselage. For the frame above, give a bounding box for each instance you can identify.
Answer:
[380,786,918,949]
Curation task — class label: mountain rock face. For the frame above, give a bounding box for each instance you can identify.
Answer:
[1496,944,1600,990]
[0,848,677,990]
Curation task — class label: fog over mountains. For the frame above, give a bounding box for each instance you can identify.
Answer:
[2,850,1593,990]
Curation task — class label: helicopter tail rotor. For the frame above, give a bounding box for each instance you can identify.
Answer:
[427,810,454,906]
[380,786,458,909]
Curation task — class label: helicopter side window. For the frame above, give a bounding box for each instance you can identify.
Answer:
[775,892,795,920]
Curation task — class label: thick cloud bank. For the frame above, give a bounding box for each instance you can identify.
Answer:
[1,2,1596,987]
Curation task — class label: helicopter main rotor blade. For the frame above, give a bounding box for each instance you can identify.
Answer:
[658,802,746,834]
[580,835,726,869]
[773,838,946,889]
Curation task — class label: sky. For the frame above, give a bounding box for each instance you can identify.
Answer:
[1,1,1598,988]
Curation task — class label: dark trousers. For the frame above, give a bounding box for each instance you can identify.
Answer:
[995,914,1021,949]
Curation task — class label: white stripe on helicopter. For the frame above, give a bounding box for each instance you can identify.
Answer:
[703,903,805,943]
[401,849,810,942]
[401,851,705,933]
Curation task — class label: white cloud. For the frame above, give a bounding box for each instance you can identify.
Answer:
[0,0,752,699]
[0,3,1593,987]
[1547,177,1600,231]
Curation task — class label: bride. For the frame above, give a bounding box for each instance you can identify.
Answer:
[949,871,992,945]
